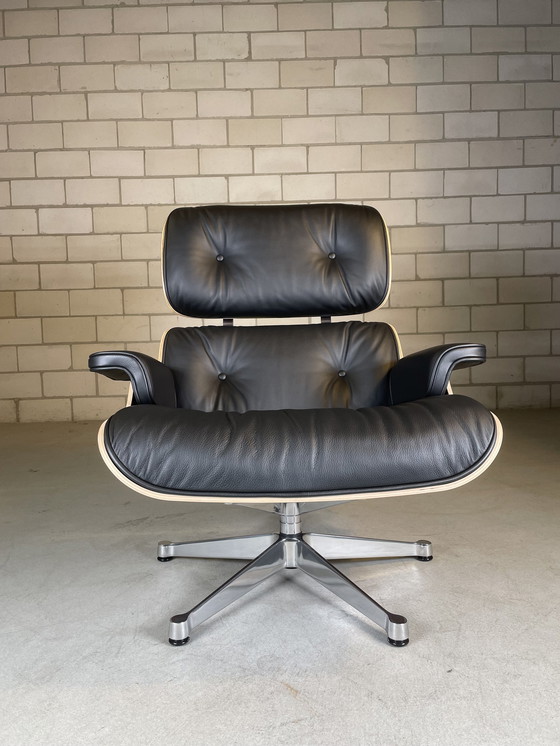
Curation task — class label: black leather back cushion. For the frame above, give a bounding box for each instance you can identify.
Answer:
[162,321,399,412]
[163,204,390,318]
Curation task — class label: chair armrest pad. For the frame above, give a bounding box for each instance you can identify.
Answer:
[89,351,177,408]
[388,344,486,405]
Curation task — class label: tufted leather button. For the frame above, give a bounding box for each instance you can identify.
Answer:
[328,252,336,259]
[216,254,224,262]
[338,370,346,377]
[218,373,227,381]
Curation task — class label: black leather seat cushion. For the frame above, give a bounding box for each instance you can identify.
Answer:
[104,395,497,498]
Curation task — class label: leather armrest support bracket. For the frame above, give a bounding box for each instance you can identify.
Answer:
[388,343,486,405]
[89,351,177,408]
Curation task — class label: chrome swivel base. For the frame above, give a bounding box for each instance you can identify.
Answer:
[158,503,432,647]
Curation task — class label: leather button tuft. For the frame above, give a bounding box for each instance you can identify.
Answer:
[338,370,346,377]
[328,252,336,259]
[218,373,227,381]
[216,254,224,262]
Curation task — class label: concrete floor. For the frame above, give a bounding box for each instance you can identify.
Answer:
[0,410,559,745]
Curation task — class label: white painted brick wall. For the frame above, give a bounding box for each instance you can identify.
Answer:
[0,0,559,421]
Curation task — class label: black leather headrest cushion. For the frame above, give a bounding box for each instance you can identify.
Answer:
[162,203,390,318]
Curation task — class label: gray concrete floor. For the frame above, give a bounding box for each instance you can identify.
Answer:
[0,410,559,746]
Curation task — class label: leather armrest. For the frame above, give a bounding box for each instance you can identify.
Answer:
[388,343,486,405]
[89,351,177,408]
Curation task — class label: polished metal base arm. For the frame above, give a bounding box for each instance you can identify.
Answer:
[162,504,431,648]
[169,539,287,646]
[158,534,278,561]
[303,533,433,560]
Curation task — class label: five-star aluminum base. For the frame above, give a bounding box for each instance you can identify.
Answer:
[157,502,433,647]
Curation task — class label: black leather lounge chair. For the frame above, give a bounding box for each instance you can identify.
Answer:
[90,203,502,647]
